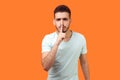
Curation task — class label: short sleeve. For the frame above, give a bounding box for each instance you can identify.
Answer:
[42,35,52,53]
[81,36,87,54]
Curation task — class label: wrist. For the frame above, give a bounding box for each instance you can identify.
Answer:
[54,41,61,46]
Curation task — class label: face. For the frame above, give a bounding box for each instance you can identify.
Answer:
[53,12,71,33]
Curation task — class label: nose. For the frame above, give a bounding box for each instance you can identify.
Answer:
[60,19,64,26]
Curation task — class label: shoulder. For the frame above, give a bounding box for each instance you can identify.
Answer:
[73,31,86,40]
[43,32,57,40]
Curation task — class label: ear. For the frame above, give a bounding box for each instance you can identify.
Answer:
[53,19,55,25]
[70,18,72,23]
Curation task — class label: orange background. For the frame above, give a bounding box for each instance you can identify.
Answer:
[0,0,120,80]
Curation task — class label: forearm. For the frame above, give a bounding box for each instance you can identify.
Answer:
[42,42,59,71]
[81,62,90,80]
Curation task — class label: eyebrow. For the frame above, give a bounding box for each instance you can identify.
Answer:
[56,18,68,21]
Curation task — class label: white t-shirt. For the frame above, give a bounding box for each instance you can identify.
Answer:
[42,31,87,80]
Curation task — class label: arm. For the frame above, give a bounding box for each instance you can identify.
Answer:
[42,42,60,71]
[79,54,90,80]
[42,28,65,71]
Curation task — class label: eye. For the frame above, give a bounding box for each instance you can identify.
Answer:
[63,18,68,21]
[56,18,61,21]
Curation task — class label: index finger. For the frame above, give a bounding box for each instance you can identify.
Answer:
[60,27,63,33]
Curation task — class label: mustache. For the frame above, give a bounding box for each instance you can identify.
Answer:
[62,30,66,33]
[59,25,66,28]
[56,25,69,33]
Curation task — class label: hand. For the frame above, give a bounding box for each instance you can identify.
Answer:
[56,27,66,45]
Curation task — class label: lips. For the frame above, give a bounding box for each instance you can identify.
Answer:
[60,28,66,33]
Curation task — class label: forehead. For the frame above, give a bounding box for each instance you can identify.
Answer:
[54,12,70,18]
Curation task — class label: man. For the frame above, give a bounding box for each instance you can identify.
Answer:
[41,5,90,80]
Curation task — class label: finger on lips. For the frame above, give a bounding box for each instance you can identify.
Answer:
[60,27,63,33]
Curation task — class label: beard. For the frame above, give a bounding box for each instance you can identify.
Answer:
[56,25,70,33]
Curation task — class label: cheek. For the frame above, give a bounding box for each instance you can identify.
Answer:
[55,22,60,28]
[64,22,70,26]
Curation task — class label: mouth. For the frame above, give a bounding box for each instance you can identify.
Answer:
[62,29,66,33]
[60,28,67,33]
[56,25,68,33]
[60,27,65,32]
